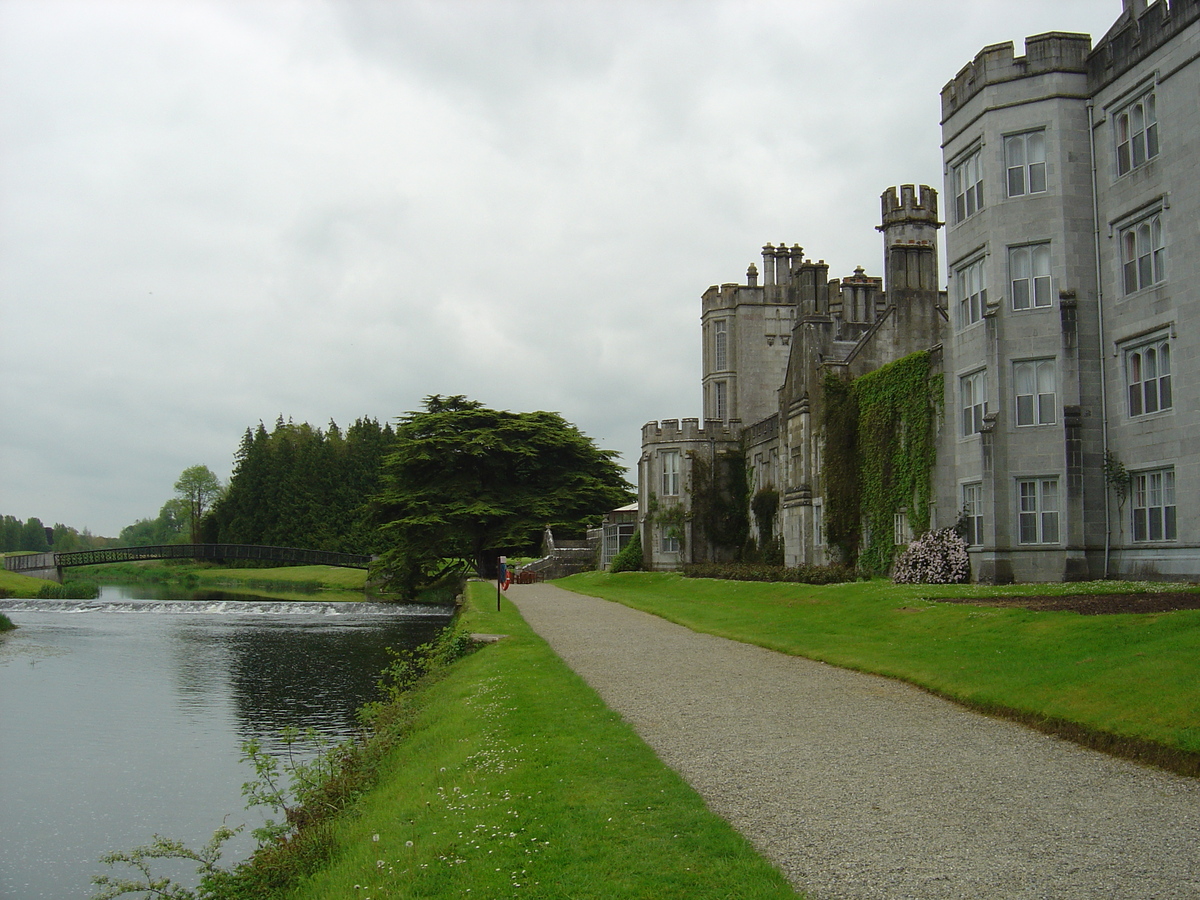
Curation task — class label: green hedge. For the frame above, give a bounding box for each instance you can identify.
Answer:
[682,562,855,584]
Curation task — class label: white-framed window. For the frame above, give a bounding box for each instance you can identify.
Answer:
[661,527,680,554]
[1017,478,1060,544]
[952,147,983,223]
[893,513,911,546]
[660,450,680,496]
[1132,468,1176,542]
[962,483,984,547]
[1005,130,1047,197]
[813,499,824,547]
[1125,336,1172,417]
[956,257,987,328]
[960,369,987,436]
[1014,359,1056,426]
[714,380,728,420]
[1010,243,1051,310]
[1116,89,1159,176]
[1120,213,1165,295]
[714,319,728,370]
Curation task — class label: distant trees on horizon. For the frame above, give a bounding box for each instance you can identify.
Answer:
[0,516,115,553]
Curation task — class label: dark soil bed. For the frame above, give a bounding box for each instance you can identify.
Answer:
[938,591,1200,615]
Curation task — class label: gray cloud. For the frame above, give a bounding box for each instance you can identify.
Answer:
[0,0,1120,535]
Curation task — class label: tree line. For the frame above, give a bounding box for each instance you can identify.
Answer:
[0,516,114,553]
[13,399,632,598]
[201,416,399,555]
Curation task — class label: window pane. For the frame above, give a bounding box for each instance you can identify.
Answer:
[1008,167,1025,197]
[1029,163,1046,194]
[1015,362,1034,395]
[1042,512,1059,543]
[1028,131,1045,163]
[1017,394,1034,426]
[1033,244,1051,275]
[1038,394,1055,425]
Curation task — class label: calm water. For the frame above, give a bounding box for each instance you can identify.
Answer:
[0,585,453,900]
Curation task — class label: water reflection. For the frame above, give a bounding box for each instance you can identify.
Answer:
[0,585,453,900]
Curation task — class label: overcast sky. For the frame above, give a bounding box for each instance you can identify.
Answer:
[1,0,1121,538]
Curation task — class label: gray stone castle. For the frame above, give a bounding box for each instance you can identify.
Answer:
[638,0,1200,582]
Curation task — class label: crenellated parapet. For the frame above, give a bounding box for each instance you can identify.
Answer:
[880,184,939,236]
[641,417,743,445]
[1088,0,1199,91]
[941,32,1091,121]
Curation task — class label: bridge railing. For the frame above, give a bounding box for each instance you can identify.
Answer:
[5,544,374,571]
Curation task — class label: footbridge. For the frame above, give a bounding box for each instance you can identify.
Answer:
[3,544,374,582]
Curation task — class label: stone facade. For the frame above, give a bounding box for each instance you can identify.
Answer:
[640,185,946,571]
[639,0,1200,582]
[936,0,1200,581]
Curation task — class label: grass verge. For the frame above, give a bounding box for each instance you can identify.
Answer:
[0,568,55,598]
[278,580,800,900]
[558,572,1200,775]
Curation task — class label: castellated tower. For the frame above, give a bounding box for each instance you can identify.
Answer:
[699,244,802,426]
[874,184,944,362]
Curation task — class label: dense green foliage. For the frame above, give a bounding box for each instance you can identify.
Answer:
[682,561,854,584]
[822,351,941,573]
[562,572,1200,769]
[118,499,190,546]
[372,396,631,595]
[176,465,225,544]
[688,446,750,561]
[1,515,112,552]
[608,528,644,573]
[204,417,396,555]
[0,612,14,631]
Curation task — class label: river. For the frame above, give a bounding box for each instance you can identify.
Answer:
[0,584,454,900]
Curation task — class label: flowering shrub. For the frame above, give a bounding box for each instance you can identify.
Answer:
[892,527,970,584]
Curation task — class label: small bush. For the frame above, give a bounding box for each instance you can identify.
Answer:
[682,561,855,585]
[609,530,644,573]
[891,527,970,584]
[36,580,100,600]
[0,612,15,631]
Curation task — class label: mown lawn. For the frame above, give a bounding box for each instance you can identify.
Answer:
[558,572,1200,766]
[282,580,801,900]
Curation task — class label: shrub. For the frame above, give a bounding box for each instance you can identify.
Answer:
[891,527,970,584]
[681,561,855,585]
[609,530,644,573]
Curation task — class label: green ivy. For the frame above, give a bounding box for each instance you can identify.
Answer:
[689,447,749,561]
[822,351,942,574]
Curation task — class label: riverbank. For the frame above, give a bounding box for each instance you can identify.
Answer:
[558,572,1200,773]
[270,579,799,899]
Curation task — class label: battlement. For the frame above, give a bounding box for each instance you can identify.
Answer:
[880,184,940,230]
[1088,0,1199,91]
[642,417,743,445]
[941,32,1092,121]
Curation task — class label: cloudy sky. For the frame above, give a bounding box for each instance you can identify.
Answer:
[1,0,1121,538]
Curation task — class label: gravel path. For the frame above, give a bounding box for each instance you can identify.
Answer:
[507,581,1200,900]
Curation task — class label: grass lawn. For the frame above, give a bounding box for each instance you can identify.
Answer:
[281,580,801,900]
[558,572,1200,770]
[0,568,53,597]
[196,565,368,592]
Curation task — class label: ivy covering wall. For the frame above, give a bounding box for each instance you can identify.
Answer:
[821,351,942,574]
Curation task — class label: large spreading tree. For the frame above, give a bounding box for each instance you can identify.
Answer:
[372,395,632,596]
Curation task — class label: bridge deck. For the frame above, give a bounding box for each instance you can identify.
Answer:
[4,544,373,573]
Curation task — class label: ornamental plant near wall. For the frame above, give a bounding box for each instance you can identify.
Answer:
[892,527,969,584]
[822,351,943,575]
